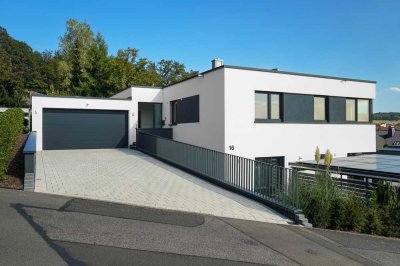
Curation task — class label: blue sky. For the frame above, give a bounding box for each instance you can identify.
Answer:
[1,0,399,112]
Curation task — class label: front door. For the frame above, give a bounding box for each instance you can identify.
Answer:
[138,102,162,128]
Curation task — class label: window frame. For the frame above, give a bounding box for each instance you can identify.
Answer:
[345,98,356,122]
[254,91,282,122]
[170,100,178,125]
[313,96,328,122]
[346,97,371,123]
[357,98,370,122]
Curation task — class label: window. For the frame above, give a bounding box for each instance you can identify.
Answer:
[346,98,370,122]
[270,94,280,119]
[255,92,281,121]
[314,96,326,121]
[170,100,178,125]
[255,92,268,119]
[357,99,370,122]
[346,99,356,121]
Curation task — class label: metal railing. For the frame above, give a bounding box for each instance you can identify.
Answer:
[295,171,379,197]
[136,131,302,215]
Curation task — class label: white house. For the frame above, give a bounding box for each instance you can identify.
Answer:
[31,59,376,167]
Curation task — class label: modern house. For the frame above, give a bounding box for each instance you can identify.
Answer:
[31,59,376,167]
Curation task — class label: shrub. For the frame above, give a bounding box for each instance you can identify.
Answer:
[330,193,366,232]
[300,170,339,228]
[363,205,383,235]
[301,173,400,237]
[373,182,400,237]
[0,108,25,180]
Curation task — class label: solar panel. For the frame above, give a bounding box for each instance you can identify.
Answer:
[299,154,400,175]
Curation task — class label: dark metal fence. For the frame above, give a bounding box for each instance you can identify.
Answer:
[295,171,379,197]
[136,131,302,216]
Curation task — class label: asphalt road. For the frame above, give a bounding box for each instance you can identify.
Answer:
[1,188,399,266]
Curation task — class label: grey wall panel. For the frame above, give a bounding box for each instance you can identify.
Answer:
[136,128,173,139]
[283,94,314,123]
[328,97,346,123]
[177,95,199,124]
[43,109,128,150]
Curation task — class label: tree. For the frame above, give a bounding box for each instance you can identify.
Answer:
[156,59,198,86]
[0,19,198,104]
[59,19,96,95]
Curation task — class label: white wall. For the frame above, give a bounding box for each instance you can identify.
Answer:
[224,68,376,166]
[162,68,225,152]
[31,96,134,151]
[130,87,163,142]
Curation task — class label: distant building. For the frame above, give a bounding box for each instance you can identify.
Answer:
[376,125,400,149]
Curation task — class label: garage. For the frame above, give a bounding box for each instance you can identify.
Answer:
[43,108,128,150]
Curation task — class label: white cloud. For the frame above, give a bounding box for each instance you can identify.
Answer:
[389,87,400,93]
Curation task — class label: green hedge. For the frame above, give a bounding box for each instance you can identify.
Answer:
[300,172,400,237]
[0,108,25,180]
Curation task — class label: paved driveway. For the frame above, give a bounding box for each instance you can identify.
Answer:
[35,149,289,224]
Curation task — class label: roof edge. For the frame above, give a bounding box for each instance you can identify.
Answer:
[162,65,224,89]
[31,94,131,101]
[224,65,376,84]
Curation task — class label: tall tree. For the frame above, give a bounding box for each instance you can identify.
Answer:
[59,19,95,95]
[156,59,198,86]
[0,19,199,105]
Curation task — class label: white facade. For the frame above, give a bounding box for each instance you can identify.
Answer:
[158,66,376,166]
[31,65,376,166]
[223,67,376,166]
[162,68,225,151]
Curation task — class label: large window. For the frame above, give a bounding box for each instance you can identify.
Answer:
[169,95,200,125]
[357,99,370,122]
[346,99,356,121]
[346,98,370,122]
[170,100,178,125]
[255,92,280,121]
[314,96,326,121]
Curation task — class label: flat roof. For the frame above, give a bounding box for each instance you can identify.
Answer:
[224,65,377,84]
[291,154,400,180]
[163,64,376,89]
[31,94,131,101]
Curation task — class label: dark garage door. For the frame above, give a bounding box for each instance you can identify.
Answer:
[43,109,128,150]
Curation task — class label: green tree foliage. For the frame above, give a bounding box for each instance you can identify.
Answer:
[373,112,400,121]
[0,19,198,106]
[157,59,198,86]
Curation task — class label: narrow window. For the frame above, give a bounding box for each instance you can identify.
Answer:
[270,94,280,119]
[346,99,356,121]
[170,100,178,125]
[255,92,268,119]
[314,96,326,121]
[357,99,369,122]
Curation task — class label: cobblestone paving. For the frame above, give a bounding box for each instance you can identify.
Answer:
[35,149,290,224]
